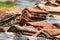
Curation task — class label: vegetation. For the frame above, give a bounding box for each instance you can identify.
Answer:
[0,1,15,8]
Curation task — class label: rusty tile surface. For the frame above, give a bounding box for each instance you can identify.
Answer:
[27,6,48,13]
[26,22,56,28]
[42,29,60,36]
[0,7,8,12]
[0,27,8,32]
[26,26,37,31]
[8,6,21,14]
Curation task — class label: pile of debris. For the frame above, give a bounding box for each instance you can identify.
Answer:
[0,0,60,40]
[0,6,21,30]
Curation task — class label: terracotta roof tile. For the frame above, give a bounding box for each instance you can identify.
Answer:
[27,6,48,13]
[26,22,57,29]
[0,7,8,12]
[26,26,38,31]
[8,6,21,14]
[42,29,60,36]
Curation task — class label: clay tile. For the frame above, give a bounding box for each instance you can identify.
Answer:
[8,6,21,14]
[27,22,52,27]
[27,6,48,13]
[0,7,8,12]
[27,22,57,29]
[42,29,60,36]
[0,27,8,32]
[26,26,38,31]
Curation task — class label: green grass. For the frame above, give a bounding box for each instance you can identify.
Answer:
[0,2,15,8]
